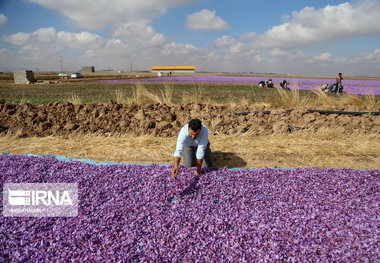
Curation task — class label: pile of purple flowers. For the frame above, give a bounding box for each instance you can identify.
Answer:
[1,155,379,262]
[100,76,380,96]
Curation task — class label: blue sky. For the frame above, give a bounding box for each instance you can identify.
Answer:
[0,0,379,76]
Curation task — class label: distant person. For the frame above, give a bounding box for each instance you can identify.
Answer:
[258,80,266,88]
[265,78,274,88]
[327,83,344,94]
[321,83,329,92]
[335,73,343,93]
[280,80,290,90]
[328,83,335,92]
[172,118,212,179]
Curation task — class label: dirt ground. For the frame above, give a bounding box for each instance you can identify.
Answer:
[1,100,379,169]
[0,101,379,137]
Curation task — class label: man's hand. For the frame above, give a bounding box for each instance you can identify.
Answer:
[172,167,178,180]
[195,159,202,176]
[172,157,181,180]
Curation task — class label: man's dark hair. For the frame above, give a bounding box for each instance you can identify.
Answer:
[189,118,202,131]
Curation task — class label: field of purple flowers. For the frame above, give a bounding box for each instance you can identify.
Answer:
[100,76,380,96]
[1,155,379,262]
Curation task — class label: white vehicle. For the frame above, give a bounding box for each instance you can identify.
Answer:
[71,72,83,79]
[58,73,68,79]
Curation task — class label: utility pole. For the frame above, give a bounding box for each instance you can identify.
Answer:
[60,56,63,72]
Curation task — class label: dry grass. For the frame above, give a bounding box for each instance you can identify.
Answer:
[19,97,31,105]
[342,93,367,106]
[68,94,82,105]
[228,90,255,107]
[311,89,378,109]
[364,91,377,108]
[312,89,338,106]
[7,81,378,108]
[182,85,203,104]
[115,89,128,104]
[125,82,375,109]
[159,82,174,106]
[270,88,310,108]
[116,82,173,106]
[1,130,379,170]
[131,82,161,105]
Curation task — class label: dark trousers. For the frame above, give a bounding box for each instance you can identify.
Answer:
[183,143,212,168]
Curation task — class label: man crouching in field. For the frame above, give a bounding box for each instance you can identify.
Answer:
[172,118,212,179]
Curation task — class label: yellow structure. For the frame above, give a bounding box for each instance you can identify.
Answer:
[151,66,196,74]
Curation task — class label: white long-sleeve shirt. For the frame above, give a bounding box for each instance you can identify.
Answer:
[173,124,209,160]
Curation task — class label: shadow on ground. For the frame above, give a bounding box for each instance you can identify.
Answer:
[212,151,247,168]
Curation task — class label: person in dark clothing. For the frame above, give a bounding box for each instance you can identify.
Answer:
[258,80,266,88]
[280,80,290,90]
[265,79,274,88]
[335,73,343,93]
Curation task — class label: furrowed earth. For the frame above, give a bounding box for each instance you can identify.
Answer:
[1,100,379,137]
